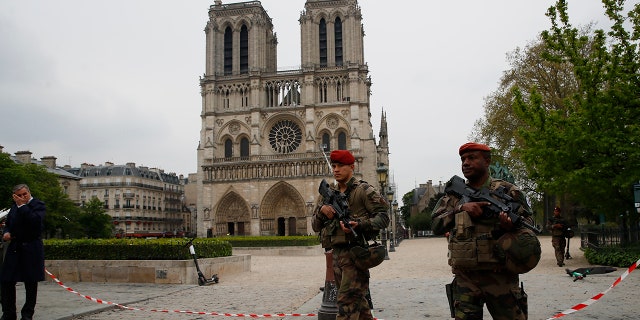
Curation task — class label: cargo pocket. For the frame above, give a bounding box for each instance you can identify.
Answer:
[448,237,477,267]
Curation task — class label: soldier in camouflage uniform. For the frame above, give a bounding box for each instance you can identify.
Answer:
[312,150,389,320]
[546,207,568,267]
[431,143,537,320]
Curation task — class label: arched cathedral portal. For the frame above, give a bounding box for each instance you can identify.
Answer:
[259,182,307,236]
[215,192,250,236]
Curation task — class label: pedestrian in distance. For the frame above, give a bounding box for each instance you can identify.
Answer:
[312,150,389,320]
[547,206,568,267]
[1,184,46,320]
[431,142,541,320]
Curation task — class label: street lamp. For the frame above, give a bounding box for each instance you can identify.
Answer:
[376,164,389,260]
[392,200,399,246]
[387,188,395,253]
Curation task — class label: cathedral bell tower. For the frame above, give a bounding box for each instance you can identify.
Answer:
[196,0,386,238]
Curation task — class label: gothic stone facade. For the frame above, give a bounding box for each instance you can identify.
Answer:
[196,0,388,237]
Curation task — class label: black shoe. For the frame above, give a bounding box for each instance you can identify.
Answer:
[558,262,565,267]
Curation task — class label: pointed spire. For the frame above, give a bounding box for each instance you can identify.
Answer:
[378,108,389,151]
[379,108,388,138]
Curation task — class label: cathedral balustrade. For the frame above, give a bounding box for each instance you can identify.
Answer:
[202,150,363,182]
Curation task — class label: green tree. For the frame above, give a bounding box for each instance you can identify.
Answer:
[471,29,590,194]
[513,0,640,220]
[400,190,414,224]
[0,153,83,238]
[408,212,431,232]
[80,197,114,238]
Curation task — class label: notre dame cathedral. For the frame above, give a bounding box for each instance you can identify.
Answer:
[196,0,390,237]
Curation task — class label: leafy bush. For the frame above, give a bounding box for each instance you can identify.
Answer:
[217,235,319,247]
[45,238,231,260]
[584,246,640,267]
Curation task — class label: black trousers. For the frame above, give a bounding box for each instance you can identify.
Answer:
[1,281,38,320]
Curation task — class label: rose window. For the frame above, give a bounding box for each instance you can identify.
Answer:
[269,120,302,154]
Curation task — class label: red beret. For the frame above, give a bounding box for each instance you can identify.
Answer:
[459,142,491,155]
[330,150,355,165]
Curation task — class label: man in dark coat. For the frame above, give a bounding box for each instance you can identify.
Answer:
[1,184,45,320]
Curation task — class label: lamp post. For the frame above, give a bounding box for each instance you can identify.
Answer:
[376,164,389,260]
[392,200,399,246]
[387,189,395,253]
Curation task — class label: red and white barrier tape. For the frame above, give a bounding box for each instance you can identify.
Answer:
[547,258,640,319]
[46,269,383,319]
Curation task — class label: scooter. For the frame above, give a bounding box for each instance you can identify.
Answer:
[566,266,617,281]
[185,237,219,286]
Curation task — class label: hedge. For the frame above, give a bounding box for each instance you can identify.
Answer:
[43,236,320,260]
[44,238,231,260]
[584,246,640,268]
[216,235,319,247]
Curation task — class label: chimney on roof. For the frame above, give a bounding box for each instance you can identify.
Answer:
[41,156,57,169]
[105,161,114,167]
[15,151,33,164]
[126,162,136,168]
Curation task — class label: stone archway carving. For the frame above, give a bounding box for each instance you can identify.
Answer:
[215,191,250,236]
[259,181,307,235]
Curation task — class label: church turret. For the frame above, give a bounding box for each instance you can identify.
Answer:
[299,0,365,68]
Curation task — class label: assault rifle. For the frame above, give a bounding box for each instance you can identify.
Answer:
[444,175,541,233]
[318,179,357,237]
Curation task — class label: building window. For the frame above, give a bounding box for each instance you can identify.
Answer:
[338,131,347,150]
[224,26,233,75]
[240,24,248,74]
[269,119,302,154]
[335,17,343,66]
[320,82,328,103]
[322,133,331,152]
[241,87,249,107]
[319,18,327,67]
[224,138,233,158]
[240,137,250,159]
[224,89,230,109]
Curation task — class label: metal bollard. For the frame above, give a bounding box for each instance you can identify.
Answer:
[318,250,338,319]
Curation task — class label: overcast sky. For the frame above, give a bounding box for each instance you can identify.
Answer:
[0,0,615,202]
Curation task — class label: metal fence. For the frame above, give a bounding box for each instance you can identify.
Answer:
[580,225,640,249]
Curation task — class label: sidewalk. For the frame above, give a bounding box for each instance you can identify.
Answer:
[25,236,639,319]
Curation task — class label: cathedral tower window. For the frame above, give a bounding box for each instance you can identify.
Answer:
[320,82,327,103]
[240,25,249,74]
[224,138,233,158]
[319,18,327,67]
[240,137,250,159]
[335,17,343,66]
[338,131,347,150]
[241,87,248,107]
[224,89,230,108]
[322,133,331,152]
[224,26,233,75]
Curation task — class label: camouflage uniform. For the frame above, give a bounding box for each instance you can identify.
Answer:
[547,216,568,266]
[431,177,534,320]
[312,177,389,320]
